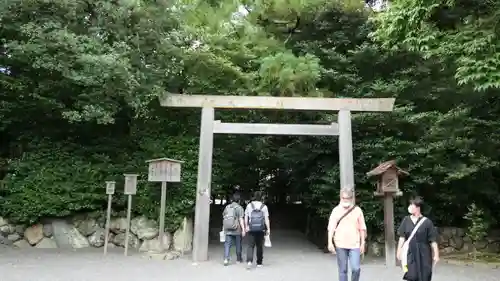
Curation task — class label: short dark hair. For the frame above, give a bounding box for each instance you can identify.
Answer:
[252,191,263,201]
[231,192,241,202]
[410,196,424,208]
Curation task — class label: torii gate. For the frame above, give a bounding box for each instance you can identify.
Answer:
[160,94,395,262]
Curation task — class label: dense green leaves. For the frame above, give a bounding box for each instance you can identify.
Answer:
[371,0,500,91]
[1,0,500,233]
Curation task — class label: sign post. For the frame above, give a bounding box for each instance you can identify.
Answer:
[123,174,138,256]
[146,158,183,252]
[367,160,408,267]
[104,181,116,255]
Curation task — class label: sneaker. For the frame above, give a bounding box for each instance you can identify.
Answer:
[257,264,263,268]
[246,262,252,269]
[223,259,229,266]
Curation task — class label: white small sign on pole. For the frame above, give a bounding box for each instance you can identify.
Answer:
[124,174,138,195]
[106,181,116,195]
[103,181,116,255]
[123,174,138,256]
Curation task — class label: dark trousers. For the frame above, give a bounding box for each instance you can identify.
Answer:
[246,231,265,264]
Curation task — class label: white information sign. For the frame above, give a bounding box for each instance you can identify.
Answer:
[105,181,116,195]
[123,174,138,195]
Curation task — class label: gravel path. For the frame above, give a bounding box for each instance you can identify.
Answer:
[0,231,497,281]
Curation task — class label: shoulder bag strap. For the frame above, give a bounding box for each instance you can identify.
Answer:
[405,217,427,245]
[335,205,357,230]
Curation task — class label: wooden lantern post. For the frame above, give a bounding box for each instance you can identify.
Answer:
[103,181,116,255]
[146,158,183,253]
[367,160,408,267]
[123,174,138,256]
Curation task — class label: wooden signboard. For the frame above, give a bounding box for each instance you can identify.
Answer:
[147,158,183,182]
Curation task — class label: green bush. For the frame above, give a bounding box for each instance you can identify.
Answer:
[0,135,198,231]
[464,203,489,260]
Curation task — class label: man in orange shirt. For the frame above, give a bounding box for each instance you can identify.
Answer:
[327,186,367,281]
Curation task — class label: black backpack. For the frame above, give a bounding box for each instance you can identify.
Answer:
[248,202,266,232]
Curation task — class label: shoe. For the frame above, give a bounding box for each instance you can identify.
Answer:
[223,259,229,266]
[257,264,263,268]
[246,262,252,269]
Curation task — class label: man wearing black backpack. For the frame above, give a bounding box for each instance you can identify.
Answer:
[244,191,270,269]
[222,193,245,266]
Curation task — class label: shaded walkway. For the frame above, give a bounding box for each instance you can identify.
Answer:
[0,230,497,281]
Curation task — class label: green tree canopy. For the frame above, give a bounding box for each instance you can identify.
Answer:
[1,0,499,233]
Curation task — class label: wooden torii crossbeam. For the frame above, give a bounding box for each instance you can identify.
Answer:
[160,94,396,262]
[213,121,340,136]
[160,94,395,111]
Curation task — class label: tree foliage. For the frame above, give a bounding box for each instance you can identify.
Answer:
[464,203,489,259]
[371,0,500,91]
[1,0,499,234]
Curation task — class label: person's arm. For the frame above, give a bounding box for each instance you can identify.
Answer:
[396,217,407,260]
[238,206,246,234]
[431,242,439,263]
[357,208,367,251]
[263,205,271,234]
[221,206,226,228]
[427,220,440,264]
[327,208,337,247]
[244,205,250,231]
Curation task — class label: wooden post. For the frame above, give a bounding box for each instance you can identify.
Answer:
[103,181,115,255]
[159,181,167,252]
[145,157,183,253]
[181,217,188,257]
[338,110,355,190]
[367,160,408,267]
[123,174,138,257]
[124,194,132,256]
[192,107,215,262]
[104,194,113,255]
[383,194,396,267]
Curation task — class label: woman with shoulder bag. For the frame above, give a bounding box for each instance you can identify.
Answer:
[396,196,440,281]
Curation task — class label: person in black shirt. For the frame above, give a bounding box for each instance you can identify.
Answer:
[396,196,440,281]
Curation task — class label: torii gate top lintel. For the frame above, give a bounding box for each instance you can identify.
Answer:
[160,94,395,112]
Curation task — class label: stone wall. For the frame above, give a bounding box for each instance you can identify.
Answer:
[368,227,500,257]
[0,214,193,256]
